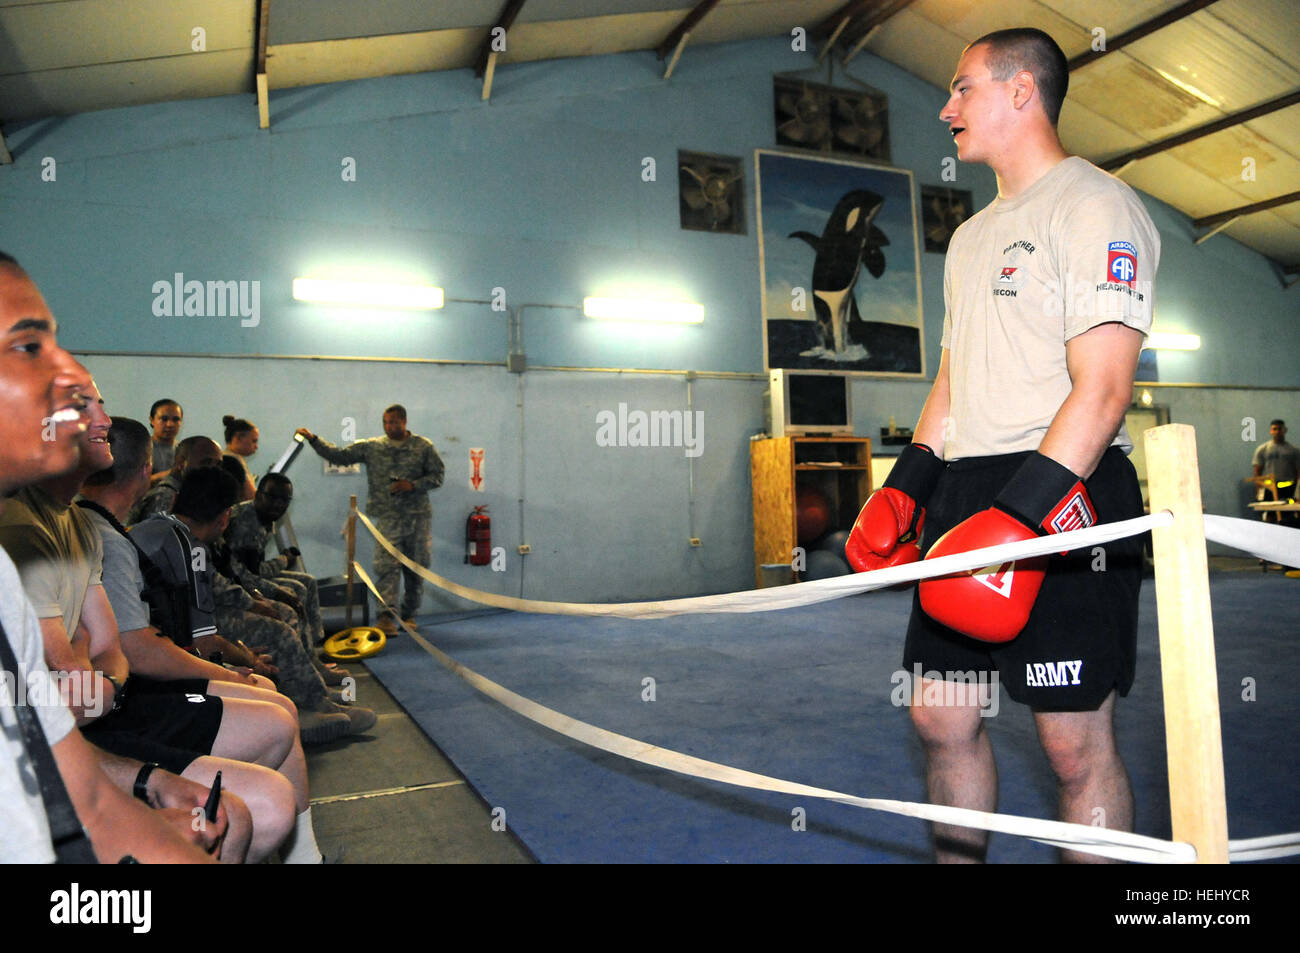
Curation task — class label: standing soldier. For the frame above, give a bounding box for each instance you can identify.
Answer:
[297,405,445,632]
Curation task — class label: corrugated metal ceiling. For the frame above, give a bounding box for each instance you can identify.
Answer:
[0,0,1296,273]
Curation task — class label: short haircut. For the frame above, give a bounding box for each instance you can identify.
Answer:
[222,414,255,444]
[174,434,218,471]
[0,250,29,278]
[83,417,152,488]
[220,454,249,486]
[150,398,182,419]
[173,467,240,523]
[384,404,407,420]
[1271,419,1286,428]
[968,28,1069,126]
[258,471,292,492]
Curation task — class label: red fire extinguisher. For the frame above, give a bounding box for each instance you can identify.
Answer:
[465,505,491,565]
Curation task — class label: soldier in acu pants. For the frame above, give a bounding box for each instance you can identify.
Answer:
[297,404,445,632]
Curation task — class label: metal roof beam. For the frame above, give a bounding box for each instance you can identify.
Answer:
[813,1,878,41]
[1100,91,1300,172]
[1068,0,1221,71]
[840,0,917,64]
[654,0,721,63]
[255,0,271,128]
[474,0,528,80]
[1193,190,1300,229]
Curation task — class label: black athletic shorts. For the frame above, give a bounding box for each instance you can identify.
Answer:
[904,447,1144,712]
[128,676,211,695]
[82,687,224,775]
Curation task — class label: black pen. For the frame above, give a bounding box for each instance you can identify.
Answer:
[204,770,222,823]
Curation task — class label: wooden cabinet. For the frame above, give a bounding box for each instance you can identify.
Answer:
[749,436,872,586]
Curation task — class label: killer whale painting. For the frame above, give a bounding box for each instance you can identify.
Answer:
[756,150,924,376]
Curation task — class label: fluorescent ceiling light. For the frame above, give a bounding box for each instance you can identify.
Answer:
[293,278,444,310]
[1144,332,1201,351]
[583,296,704,324]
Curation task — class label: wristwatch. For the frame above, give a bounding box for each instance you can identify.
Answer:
[102,673,125,712]
[133,762,160,803]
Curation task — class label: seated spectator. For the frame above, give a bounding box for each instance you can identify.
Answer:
[148,398,183,484]
[223,415,259,499]
[230,473,331,648]
[132,450,375,743]
[0,384,314,863]
[0,252,235,863]
[221,453,255,502]
[129,434,222,524]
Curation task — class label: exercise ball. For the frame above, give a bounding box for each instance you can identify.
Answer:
[804,549,850,580]
[820,528,851,561]
[796,485,832,544]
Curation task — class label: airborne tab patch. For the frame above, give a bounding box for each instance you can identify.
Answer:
[1106,241,1137,286]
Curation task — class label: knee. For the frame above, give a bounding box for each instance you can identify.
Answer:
[910,697,983,753]
[270,691,297,721]
[1040,735,1103,789]
[250,768,296,849]
[268,703,297,744]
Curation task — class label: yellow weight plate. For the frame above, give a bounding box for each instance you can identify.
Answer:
[322,626,388,661]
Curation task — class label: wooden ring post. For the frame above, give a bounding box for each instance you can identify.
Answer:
[345,495,357,629]
[1143,424,1229,863]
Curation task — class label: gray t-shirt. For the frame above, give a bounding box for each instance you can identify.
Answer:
[0,545,76,863]
[80,506,153,633]
[940,156,1160,459]
[1253,440,1300,489]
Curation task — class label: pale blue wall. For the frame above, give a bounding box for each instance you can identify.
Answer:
[2,36,1296,597]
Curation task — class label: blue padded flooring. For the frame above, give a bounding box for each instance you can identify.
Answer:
[365,573,1298,863]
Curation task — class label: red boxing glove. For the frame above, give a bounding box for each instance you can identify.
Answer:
[919,453,1096,643]
[846,443,944,574]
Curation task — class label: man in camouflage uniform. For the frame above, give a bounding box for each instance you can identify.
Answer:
[129,435,223,525]
[297,404,444,632]
[224,472,327,645]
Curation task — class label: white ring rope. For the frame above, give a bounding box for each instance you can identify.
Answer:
[1203,514,1300,567]
[349,507,1300,862]
[349,561,1195,863]
[355,509,1174,619]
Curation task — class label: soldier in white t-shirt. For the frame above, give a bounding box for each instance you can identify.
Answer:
[0,252,225,863]
[846,29,1158,862]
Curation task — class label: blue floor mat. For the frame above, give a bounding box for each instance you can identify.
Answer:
[367,573,1299,863]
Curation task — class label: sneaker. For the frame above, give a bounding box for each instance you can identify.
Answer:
[376,616,398,635]
[402,618,420,631]
[299,709,351,745]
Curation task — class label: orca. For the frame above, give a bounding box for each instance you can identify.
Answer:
[789,189,889,353]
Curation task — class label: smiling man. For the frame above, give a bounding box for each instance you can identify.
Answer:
[845,29,1159,863]
[0,252,228,863]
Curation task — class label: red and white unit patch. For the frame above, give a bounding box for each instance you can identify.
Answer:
[1106,241,1137,286]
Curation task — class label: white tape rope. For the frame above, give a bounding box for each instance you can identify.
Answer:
[354,508,1173,619]
[350,560,1195,863]
[1228,832,1300,863]
[1203,514,1300,567]
[353,507,1300,861]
